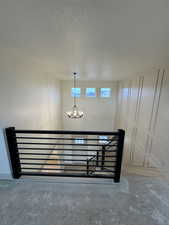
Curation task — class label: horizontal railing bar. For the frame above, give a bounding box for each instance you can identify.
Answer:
[21,163,116,168]
[16,137,115,141]
[17,142,117,147]
[19,153,96,157]
[15,129,118,136]
[20,158,116,162]
[19,152,116,157]
[21,172,115,179]
[21,168,115,172]
[21,163,87,166]
[21,168,88,171]
[18,147,117,152]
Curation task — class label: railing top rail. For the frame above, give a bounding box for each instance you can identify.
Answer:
[14,129,119,136]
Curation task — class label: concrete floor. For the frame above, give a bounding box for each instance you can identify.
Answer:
[0,175,169,225]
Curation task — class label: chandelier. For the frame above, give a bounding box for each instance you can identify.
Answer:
[66,72,84,119]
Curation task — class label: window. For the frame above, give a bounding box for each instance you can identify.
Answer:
[71,88,81,97]
[100,88,111,98]
[74,138,85,144]
[86,88,96,97]
[99,136,108,144]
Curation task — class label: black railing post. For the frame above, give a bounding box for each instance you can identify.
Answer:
[5,127,21,178]
[96,151,99,167]
[114,129,125,183]
[86,159,89,175]
[101,146,105,170]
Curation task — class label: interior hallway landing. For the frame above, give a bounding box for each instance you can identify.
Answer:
[0,175,169,225]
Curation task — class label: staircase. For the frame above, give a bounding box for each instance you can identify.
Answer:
[87,137,118,175]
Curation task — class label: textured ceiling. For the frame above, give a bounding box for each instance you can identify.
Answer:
[0,0,169,80]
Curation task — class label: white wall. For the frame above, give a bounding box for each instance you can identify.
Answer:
[0,72,62,179]
[116,67,169,177]
[0,73,61,129]
[61,80,118,131]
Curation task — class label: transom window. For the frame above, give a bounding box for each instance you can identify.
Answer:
[71,88,81,97]
[86,88,96,97]
[100,88,111,98]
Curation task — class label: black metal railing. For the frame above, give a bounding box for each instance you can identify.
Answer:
[5,127,125,182]
[86,136,119,174]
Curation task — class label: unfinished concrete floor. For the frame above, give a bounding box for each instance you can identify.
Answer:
[0,175,169,225]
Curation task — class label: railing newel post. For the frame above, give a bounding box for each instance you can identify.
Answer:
[101,146,105,170]
[96,151,99,167]
[114,129,125,183]
[5,127,21,179]
[86,159,89,175]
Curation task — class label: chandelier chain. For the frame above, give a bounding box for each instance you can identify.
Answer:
[73,73,77,106]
